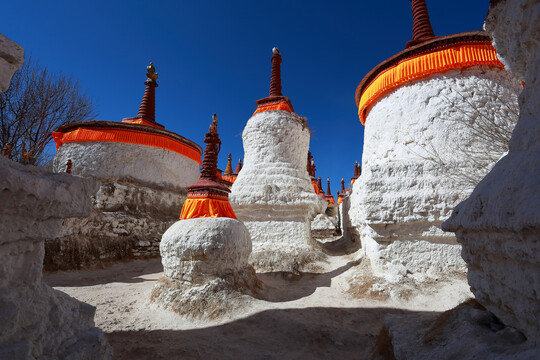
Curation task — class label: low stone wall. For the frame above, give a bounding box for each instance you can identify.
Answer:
[45,178,186,271]
[311,213,338,240]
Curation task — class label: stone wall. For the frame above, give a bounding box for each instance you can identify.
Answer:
[49,140,196,270]
[0,156,112,358]
[44,178,186,271]
[443,0,540,344]
[348,66,521,280]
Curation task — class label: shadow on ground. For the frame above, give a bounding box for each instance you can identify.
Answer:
[256,259,362,302]
[106,307,437,360]
[315,235,361,256]
[43,258,163,287]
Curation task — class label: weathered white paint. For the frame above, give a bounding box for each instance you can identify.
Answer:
[348,65,521,280]
[230,110,326,272]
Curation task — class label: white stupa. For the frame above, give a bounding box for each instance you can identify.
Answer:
[49,63,202,270]
[229,48,326,273]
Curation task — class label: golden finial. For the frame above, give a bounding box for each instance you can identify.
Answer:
[146,62,158,81]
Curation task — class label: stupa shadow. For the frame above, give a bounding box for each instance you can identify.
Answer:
[105,306,437,360]
[43,257,163,287]
[315,235,362,256]
[253,259,362,303]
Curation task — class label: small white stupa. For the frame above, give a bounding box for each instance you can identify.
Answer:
[152,114,258,318]
[229,48,326,273]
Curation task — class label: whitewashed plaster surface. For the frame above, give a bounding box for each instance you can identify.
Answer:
[54,141,200,189]
[153,217,258,317]
[0,157,112,359]
[348,66,521,279]
[444,0,540,345]
[160,217,252,282]
[230,111,326,272]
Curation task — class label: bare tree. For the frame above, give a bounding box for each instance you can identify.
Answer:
[416,82,520,189]
[0,57,96,165]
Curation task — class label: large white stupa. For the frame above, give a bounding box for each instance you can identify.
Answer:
[49,63,202,270]
[348,0,522,281]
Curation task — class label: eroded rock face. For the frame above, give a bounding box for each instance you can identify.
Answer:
[0,157,112,359]
[152,217,258,318]
[0,33,24,92]
[378,300,537,360]
[443,0,540,344]
[348,66,520,280]
[44,179,186,270]
[230,110,326,272]
[49,141,196,269]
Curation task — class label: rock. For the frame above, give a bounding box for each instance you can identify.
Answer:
[376,299,539,360]
[443,0,540,345]
[44,178,186,270]
[0,33,24,92]
[0,156,112,359]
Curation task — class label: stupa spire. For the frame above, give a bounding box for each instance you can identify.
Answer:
[406,0,436,48]
[326,178,332,196]
[137,62,159,122]
[254,47,294,114]
[224,153,233,175]
[180,113,236,219]
[199,113,222,181]
[318,177,324,196]
[122,62,164,128]
[269,47,283,97]
[341,178,345,194]
[234,158,243,174]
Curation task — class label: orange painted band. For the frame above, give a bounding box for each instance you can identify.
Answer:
[180,198,237,220]
[358,43,504,125]
[52,128,202,165]
[253,100,293,115]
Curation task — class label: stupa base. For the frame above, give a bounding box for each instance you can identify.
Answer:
[243,219,326,273]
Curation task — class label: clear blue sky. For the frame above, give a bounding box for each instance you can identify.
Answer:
[2,0,492,194]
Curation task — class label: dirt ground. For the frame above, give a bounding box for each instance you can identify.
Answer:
[44,237,472,359]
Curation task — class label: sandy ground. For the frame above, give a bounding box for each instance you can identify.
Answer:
[43,237,472,359]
